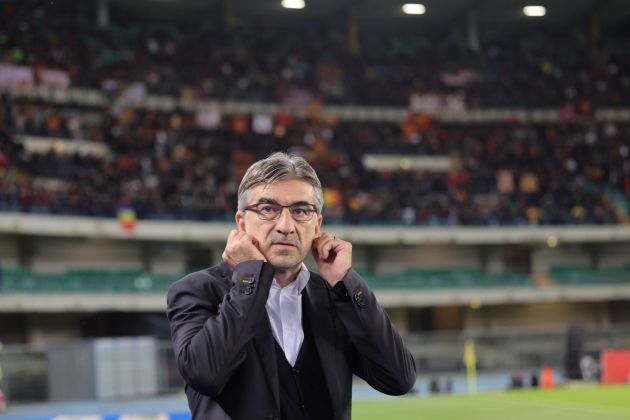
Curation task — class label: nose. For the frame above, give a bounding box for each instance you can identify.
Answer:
[275,207,295,235]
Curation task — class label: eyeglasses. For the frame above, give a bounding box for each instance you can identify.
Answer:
[244,202,318,222]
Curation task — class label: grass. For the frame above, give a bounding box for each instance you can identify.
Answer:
[353,385,630,420]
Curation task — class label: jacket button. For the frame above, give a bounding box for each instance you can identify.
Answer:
[353,288,367,310]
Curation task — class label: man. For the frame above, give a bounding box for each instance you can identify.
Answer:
[167,152,416,420]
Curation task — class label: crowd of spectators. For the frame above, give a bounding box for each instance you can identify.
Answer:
[1,0,629,225]
[2,0,630,108]
[1,93,627,225]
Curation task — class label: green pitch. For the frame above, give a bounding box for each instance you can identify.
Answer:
[353,385,630,420]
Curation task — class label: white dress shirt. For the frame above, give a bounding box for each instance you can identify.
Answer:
[265,264,310,367]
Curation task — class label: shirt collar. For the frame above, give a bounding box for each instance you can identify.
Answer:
[271,263,310,294]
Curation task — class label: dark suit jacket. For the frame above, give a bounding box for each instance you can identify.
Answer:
[166,260,416,420]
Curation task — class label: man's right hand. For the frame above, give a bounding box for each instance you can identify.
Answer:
[221,229,266,268]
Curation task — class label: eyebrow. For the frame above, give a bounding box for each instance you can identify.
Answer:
[257,197,316,207]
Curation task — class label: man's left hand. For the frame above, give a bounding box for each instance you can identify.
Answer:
[312,232,352,287]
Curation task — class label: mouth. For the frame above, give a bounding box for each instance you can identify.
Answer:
[272,242,297,248]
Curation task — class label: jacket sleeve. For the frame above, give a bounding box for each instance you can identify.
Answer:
[332,269,416,395]
[166,260,275,396]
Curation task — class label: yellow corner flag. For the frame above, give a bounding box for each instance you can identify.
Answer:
[464,339,477,394]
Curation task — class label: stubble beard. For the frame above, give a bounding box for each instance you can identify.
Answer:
[267,248,305,276]
[269,253,302,272]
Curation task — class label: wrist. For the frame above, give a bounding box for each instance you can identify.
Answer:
[325,266,351,286]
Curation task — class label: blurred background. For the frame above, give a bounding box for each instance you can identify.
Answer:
[1,0,630,418]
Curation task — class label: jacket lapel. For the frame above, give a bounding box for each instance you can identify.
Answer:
[253,306,280,410]
[223,263,279,411]
[304,275,341,412]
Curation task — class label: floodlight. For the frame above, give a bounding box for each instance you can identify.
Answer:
[523,5,546,17]
[282,0,305,9]
[402,3,426,15]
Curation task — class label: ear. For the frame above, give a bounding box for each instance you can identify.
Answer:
[314,213,323,237]
[235,211,247,232]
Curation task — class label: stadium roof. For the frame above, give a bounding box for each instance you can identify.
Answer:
[110,0,630,28]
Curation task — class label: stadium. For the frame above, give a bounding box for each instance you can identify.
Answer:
[1,0,630,418]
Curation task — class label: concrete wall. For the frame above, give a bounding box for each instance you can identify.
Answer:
[30,238,143,273]
[372,245,480,273]
[0,236,19,266]
[385,307,410,334]
[598,243,630,267]
[150,243,186,275]
[463,301,610,332]
[25,314,83,349]
[531,244,592,273]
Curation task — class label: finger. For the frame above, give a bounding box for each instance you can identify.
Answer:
[224,231,236,254]
[314,235,326,258]
[318,236,335,260]
[227,229,239,242]
[235,230,251,244]
[311,235,322,251]
[315,232,333,246]
[311,242,320,260]
[232,231,243,242]
[313,233,335,259]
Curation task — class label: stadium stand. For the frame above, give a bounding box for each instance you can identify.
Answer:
[1,1,629,226]
[1,96,627,224]
[2,0,630,107]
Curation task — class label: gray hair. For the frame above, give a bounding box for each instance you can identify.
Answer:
[237,152,324,213]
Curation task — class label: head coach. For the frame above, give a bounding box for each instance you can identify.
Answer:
[166,152,416,419]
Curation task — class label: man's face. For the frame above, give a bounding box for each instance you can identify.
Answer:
[236,178,322,271]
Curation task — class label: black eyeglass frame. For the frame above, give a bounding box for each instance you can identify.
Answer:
[243,201,319,222]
